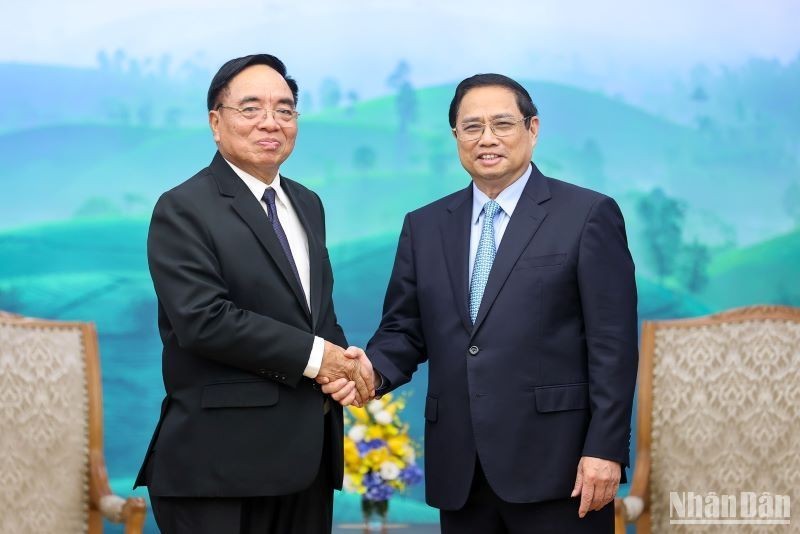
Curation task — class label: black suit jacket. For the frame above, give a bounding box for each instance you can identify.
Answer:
[134,152,347,497]
[367,164,638,510]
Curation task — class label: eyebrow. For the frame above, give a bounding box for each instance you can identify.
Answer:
[460,112,517,123]
[236,96,296,107]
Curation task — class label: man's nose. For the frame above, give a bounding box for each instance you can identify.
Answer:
[257,110,280,129]
[478,124,499,144]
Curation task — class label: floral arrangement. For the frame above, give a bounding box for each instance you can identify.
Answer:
[343,393,423,502]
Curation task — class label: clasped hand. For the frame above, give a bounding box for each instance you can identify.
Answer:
[315,342,375,407]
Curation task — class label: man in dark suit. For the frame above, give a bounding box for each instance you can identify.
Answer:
[134,54,373,534]
[327,74,638,533]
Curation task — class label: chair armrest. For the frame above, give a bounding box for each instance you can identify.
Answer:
[617,495,645,522]
[99,494,145,521]
[615,450,650,525]
[89,450,147,532]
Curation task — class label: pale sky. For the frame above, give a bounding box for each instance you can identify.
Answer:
[2,0,798,97]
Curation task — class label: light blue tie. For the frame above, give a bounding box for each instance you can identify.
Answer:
[469,200,501,324]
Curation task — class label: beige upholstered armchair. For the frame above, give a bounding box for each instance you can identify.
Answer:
[615,305,800,533]
[0,312,147,533]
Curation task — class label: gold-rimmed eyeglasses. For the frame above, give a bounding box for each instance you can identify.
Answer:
[453,115,532,141]
[216,105,300,124]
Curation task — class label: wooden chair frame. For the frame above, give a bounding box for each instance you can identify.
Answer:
[1,312,146,533]
[614,305,800,533]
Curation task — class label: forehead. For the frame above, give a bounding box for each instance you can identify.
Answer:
[226,64,293,99]
[458,86,520,119]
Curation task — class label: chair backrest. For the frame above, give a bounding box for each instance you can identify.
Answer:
[0,315,101,533]
[641,305,800,532]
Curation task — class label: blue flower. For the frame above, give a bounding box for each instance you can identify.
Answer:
[356,438,387,454]
[365,481,394,501]
[399,465,423,485]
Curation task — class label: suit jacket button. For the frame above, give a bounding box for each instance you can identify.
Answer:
[280,375,286,381]
[468,346,479,356]
[258,368,268,375]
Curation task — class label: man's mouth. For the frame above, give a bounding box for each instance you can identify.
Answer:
[257,139,281,149]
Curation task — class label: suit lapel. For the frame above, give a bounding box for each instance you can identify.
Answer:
[211,153,312,322]
[442,184,474,334]
[471,164,551,337]
[281,177,322,330]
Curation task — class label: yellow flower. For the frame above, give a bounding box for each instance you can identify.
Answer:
[364,447,390,468]
[387,435,409,456]
[365,424,384,441]
[341,392,422,497]
[347,405,370,424]
[343,438,360,467]
[387,424,403,438]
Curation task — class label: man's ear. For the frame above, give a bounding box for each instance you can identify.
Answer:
[209,110,221,143]
[529,115,540,148]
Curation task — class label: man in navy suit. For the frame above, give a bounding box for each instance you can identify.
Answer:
[326,73,638,532]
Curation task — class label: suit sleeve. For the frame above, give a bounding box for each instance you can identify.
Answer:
[577,196,639,467]
[147,190,314,387]
[366,214,427,391]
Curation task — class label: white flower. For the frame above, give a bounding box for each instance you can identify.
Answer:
[347,424,367,442]
[367,399,384,414]
[374,410,393,425]
[403,449,416,464]
[342,476,357,492]
[379,461,401,481]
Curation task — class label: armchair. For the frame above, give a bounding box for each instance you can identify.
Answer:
[615,305,800,533]
[0,312,146,532]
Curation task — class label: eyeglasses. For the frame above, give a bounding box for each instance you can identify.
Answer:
[453,116,532,141]
[217,105,300,124]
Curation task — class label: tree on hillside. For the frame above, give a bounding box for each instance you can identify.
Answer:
[346,90,359,115]
[387,60,417,130]
[320,78,342,110]
[386,60,417,166]
[97,50,111,71]
[112,49,127,73]
[300,90,315,114]
[784,181,800,226]
[637,188,685,282]
[0,288,21,313]
[573,138,607,192]
[678,240,711,293]
[74,197,121,218]
[353,146,377,173]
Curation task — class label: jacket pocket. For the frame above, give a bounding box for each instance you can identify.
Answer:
[516,253,567,269]
[534,382,589,413]
[201,380,279,408]
[425,396,438,422]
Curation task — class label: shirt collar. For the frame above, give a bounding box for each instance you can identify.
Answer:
[224,158,288,207]
[471,163,532,224]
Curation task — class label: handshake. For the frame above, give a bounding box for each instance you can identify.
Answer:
[315,341,377,407]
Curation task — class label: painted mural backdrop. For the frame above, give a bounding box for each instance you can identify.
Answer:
[2,1,799,531]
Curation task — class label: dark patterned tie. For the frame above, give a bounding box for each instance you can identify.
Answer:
[262,188,302,287]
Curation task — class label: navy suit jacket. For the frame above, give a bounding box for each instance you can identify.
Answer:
[366,163,638,510]
[134,152,347,497]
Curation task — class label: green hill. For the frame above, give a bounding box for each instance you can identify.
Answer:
[700,229,800,309]
[4,77,791,246]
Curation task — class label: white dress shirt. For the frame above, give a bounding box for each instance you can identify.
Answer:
[468,164,532,284]
[225,159,325,378]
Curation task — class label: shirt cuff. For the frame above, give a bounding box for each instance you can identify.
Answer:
[303,336,325,378]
